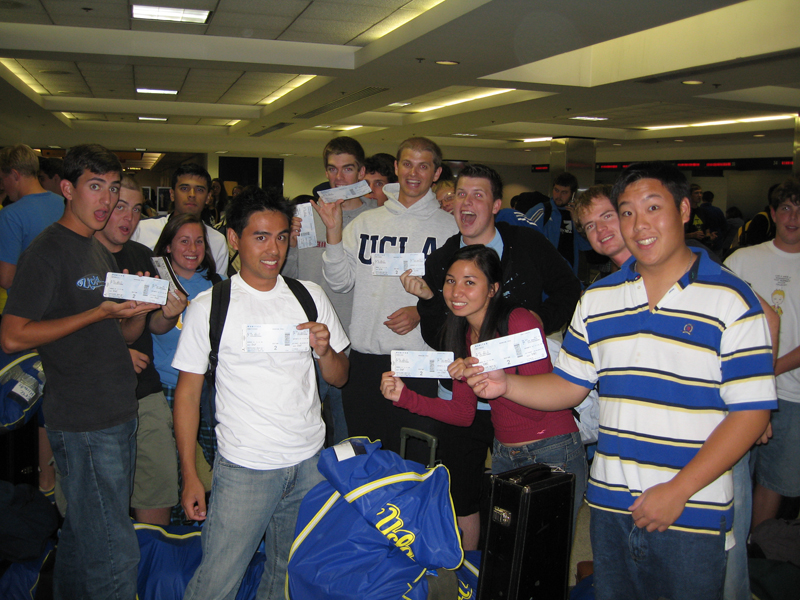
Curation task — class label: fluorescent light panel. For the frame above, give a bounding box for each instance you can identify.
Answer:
[139,116,167,121]
[646,114,796,130]
[522,137,552,143]
[137,88,178,95]
[132,5,210,23]
[568,116,608,121]
[415,89,514,113]
[260,75,316,105]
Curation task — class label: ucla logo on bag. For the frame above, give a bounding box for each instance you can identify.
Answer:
[375,503,416,559]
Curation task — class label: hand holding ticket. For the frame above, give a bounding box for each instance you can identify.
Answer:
[391,350,454,379]
[294,203,318,250]
[372,253,425,277]
[316,180,371,203]
[471,328,548,371]
[103,273,170,305]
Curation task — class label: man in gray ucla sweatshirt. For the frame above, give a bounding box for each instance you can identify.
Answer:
[318,137,458,461]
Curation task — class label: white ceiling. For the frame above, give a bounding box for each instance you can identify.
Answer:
[0,0,798,165]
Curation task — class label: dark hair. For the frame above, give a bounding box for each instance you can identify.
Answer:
[226,185,295,238]
[292,194,314,205]
[211,178,229,213]
[440,245,508,359]
[702,190,714,204]
[610,161,689,209]
[364,153,397,182]
[553,172,578,194]
[770,177,800,210]
[726,206,743,220]
[62,144,122,186]
[38,156,64,179]
[323,137,365,169]
[171,163,211,190]
[690,183,702,193]
[153,213,216,280]
[396,137,443,170]
[457,164,504,200]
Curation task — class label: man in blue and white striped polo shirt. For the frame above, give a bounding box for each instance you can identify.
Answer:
[465,161,777,600]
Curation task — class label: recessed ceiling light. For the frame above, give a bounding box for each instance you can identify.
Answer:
[613,143,622,146]
[338,125,362,131]
[260,74,315,105]
[646,124,687,130]
[138,116,167,121]
[682,80,704,85]
[137,88,178,95]
[215,150,228,154]
[131,5,210,23]
[48,145,61,149]
[389,102,412,108]
[135,148,147,152]
[226,120,240,126]
[753,134,766,137]
[313,125,331,129]
[435,60,460,66]
[452,133,477,137]
[522,137,552,143]
[279,153,295,157]
[568,116,608,121]
[674,139,684,142]
[524,149,532,152]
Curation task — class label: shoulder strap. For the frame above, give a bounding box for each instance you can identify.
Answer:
[206,278,232,388]
[283,276,318,322]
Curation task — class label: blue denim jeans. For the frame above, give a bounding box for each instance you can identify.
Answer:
[184,451,324,600]
[492,431,587,534]
[591,507,727,600]
[317,362,348,445]
[47,419,139,600]
[724,452,751,600]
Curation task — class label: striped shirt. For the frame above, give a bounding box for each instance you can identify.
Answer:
[554,249,776,538]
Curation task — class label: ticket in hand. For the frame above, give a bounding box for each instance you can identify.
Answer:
[471,328,548,371]
[242,324,310,353]
[372,253,425,277]
[150,256,188,296]
[294,202,318,250]
[316,180,371,203]
[103,272,170,305]
[391,350,454,379]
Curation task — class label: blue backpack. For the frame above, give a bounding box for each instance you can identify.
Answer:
[0,350,45,434]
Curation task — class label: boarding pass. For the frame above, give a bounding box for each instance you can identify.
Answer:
[103,273,170,305]
[294,202,318,250]
[150,256,188,296]
[372,253,425,276]
[471,328,548,371]
[242,324,310,353]
[391,350,454,379]
[316,180,371,203]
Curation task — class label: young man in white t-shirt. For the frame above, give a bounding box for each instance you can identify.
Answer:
[172,186,349,600]
[726,178,800,532]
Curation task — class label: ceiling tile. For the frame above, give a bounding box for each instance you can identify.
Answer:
[204,25,283,39]
[215,0,310,18]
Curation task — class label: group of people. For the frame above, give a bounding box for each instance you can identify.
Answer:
[0,135,796,600]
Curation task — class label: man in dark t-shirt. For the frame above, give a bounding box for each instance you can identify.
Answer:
[95,175,187,526]
[0,145,159,599]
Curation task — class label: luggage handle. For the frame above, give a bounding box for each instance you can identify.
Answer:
[399,427,438,468]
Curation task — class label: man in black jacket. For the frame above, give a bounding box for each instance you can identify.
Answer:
[399,163,581,550]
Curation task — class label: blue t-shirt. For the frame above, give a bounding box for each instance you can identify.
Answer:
[0,192,64,266]
[152,268,216,387]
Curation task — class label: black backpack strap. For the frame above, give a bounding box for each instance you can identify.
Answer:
[283,276,317,322]
[206,278,232,389]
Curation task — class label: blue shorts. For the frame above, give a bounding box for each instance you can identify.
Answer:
[752,399,800,497]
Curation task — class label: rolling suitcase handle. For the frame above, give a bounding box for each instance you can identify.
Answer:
[399,427,438,468]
